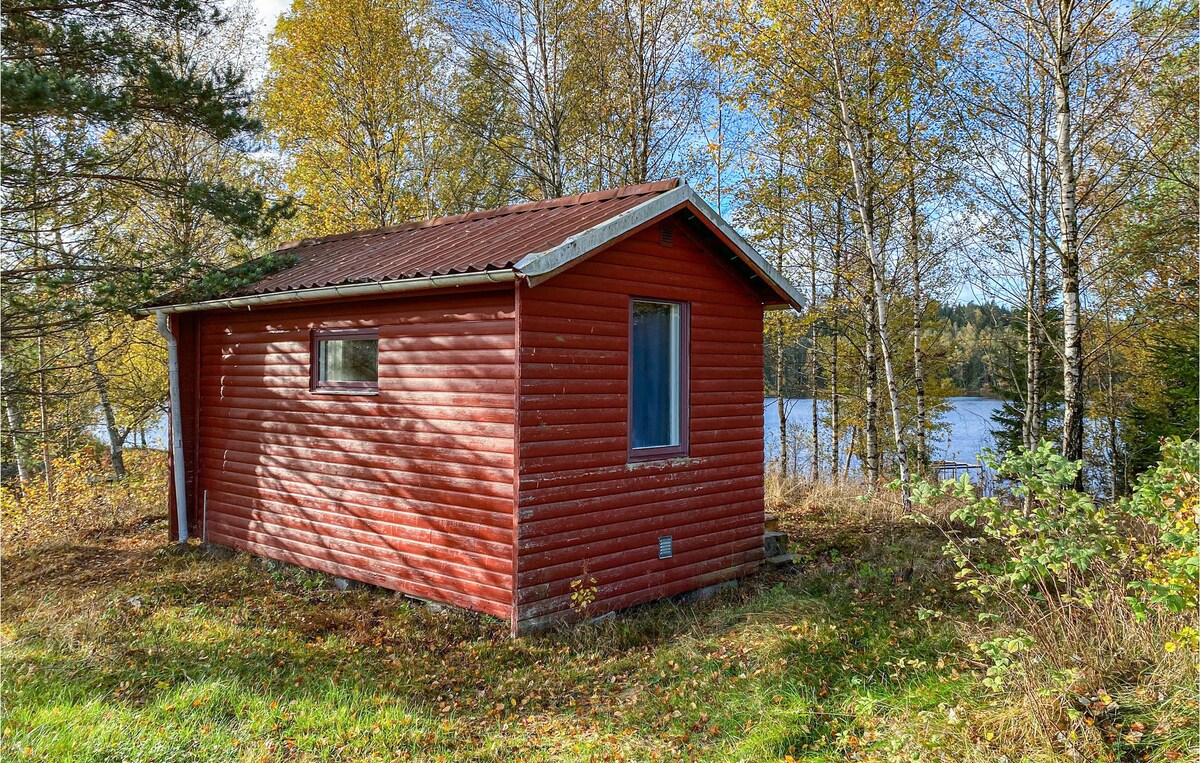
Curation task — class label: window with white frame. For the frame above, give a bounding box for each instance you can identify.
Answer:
[629,299,687,456]
[311,328,379,391]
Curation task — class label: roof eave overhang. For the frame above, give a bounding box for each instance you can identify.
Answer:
[140,268,518,315]
[144,183,803,316]
[513,183,806,312]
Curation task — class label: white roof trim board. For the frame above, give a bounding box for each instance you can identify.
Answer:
[147,269,518,314]
[148,182,804,314]
[514,183,806,311]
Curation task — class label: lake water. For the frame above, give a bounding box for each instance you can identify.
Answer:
[114,396,1006,472]
[764,396,1005,469]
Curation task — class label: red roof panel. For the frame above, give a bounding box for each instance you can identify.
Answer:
[229,179,680,298]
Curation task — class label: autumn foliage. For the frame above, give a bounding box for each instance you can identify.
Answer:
[1,449,166,550]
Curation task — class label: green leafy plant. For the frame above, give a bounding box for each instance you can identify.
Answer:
[974,634,1033,691]
[912,441,1126,609]
[907,436,1198,753]
[911,438,1199,629]
[1121,437,1199,618]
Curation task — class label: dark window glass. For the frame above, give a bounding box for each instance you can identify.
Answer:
[630,300,682,450]
[313,330,378,390]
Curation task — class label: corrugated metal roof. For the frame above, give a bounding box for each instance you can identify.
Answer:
[227,179,680,298]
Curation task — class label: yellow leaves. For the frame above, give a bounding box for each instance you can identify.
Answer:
[262,0,443,234]
[94,316,168,433]
[2,450,167,550]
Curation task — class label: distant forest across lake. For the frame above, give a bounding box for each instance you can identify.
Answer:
[765,301,1020,401]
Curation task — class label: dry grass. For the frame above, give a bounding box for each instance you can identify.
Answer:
[2,461,1194,761]
[767,471,958,530]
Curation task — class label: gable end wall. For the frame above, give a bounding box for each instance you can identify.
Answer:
[514,219,766,632]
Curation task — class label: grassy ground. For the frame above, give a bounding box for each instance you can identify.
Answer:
[2,478,1195,761]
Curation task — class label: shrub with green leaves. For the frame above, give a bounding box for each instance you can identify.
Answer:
[1121,437,1199,619]
[912,440,1125,608]
[912,438,1198,621]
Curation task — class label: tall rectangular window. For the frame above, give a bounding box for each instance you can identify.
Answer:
[629,299,687,457]
[312,328,379,392]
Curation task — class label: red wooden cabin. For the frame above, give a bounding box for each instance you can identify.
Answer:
[149,179,804,635]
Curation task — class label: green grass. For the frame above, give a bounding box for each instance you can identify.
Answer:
[2,499,1193,762]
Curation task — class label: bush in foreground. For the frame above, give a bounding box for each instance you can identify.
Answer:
[1,449,166,549]
[911,438,1198,759]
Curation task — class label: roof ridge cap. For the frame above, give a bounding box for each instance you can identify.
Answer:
[277,178,681,251]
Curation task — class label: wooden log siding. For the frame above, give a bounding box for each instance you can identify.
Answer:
[192,290,518,618]
[514,222,766,632]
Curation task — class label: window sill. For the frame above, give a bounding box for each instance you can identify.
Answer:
[310,388,380,396]
[625,455,700,471]
[627,446,689,464]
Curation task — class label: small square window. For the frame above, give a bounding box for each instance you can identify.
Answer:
[312,328,378,392]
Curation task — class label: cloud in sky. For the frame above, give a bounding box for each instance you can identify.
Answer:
[252,0,290,31]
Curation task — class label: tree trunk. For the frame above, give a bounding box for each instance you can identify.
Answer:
[776,326,789,478]
[827,34,910,502]
[1023,129,1039,451]
[1023,278,1038,451]
[864,297,880,485]
[1053,1,1085,476]
[1035,181,1049,436]
[1024,61,1051,451]
[829,284,840,484]
[867,242,912,500]
[1032,122,1051,445]
[808,195,820,482]
[1104,312,1121,496]
[844,424,856,479]
[1106,362,1120,498]
[4,399,30,486]
[830,194,843,482]
[774,148,789,478]
[714,65,725,212]
[1021,130,1045,514]
[82,334,127,479]
[911,270,927,472]
[37,336,53,496]
[810,335,819,481]
[906,108,927,472]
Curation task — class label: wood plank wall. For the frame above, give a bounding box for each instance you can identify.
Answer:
[188,290,517,618]
[514,219,766,632]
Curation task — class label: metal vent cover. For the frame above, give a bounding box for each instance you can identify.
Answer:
[658,535,673,559]
[659,223,673,247]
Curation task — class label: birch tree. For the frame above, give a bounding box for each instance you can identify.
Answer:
[262,0,450,231]
[592,0,705,185]
[963,0,1186,472]
[454,0,599,197]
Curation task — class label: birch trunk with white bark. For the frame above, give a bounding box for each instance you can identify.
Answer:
[1052,0,1085,473]
[82,334,127,479]
[4,399,30,486]
[827,36,911,502]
